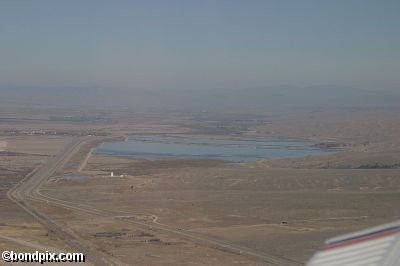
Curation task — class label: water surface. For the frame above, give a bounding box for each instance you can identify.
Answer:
[96,135,333,162]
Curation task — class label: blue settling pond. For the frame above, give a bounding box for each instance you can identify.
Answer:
[96,135,334,162]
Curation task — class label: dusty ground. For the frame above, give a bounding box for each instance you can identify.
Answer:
[0,108,400,265]
[0,135,77,265]
[42,156,400,263]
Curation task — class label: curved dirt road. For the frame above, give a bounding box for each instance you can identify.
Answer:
[7,137,301,266]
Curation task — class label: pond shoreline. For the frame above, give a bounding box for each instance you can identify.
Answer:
[95,134,335,162]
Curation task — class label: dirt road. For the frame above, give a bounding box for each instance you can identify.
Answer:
[7,137,301,266]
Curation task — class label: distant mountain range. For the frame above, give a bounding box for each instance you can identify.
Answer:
[1,85,399,114]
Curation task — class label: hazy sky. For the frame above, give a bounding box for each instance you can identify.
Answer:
[0,1,399,90]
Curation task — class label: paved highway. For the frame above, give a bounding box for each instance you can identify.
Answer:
[7,137,122,266]
[7,137,301,266]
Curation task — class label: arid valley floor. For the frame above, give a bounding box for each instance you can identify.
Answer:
[1,107,400,265]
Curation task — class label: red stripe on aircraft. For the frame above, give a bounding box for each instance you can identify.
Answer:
[320,228,400,251]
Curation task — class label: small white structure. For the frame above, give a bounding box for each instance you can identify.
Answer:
[110,171,114,177]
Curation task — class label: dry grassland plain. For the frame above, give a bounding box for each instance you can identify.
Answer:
[0,108,400,265]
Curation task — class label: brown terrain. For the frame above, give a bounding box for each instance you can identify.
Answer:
[1,106,400,265]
